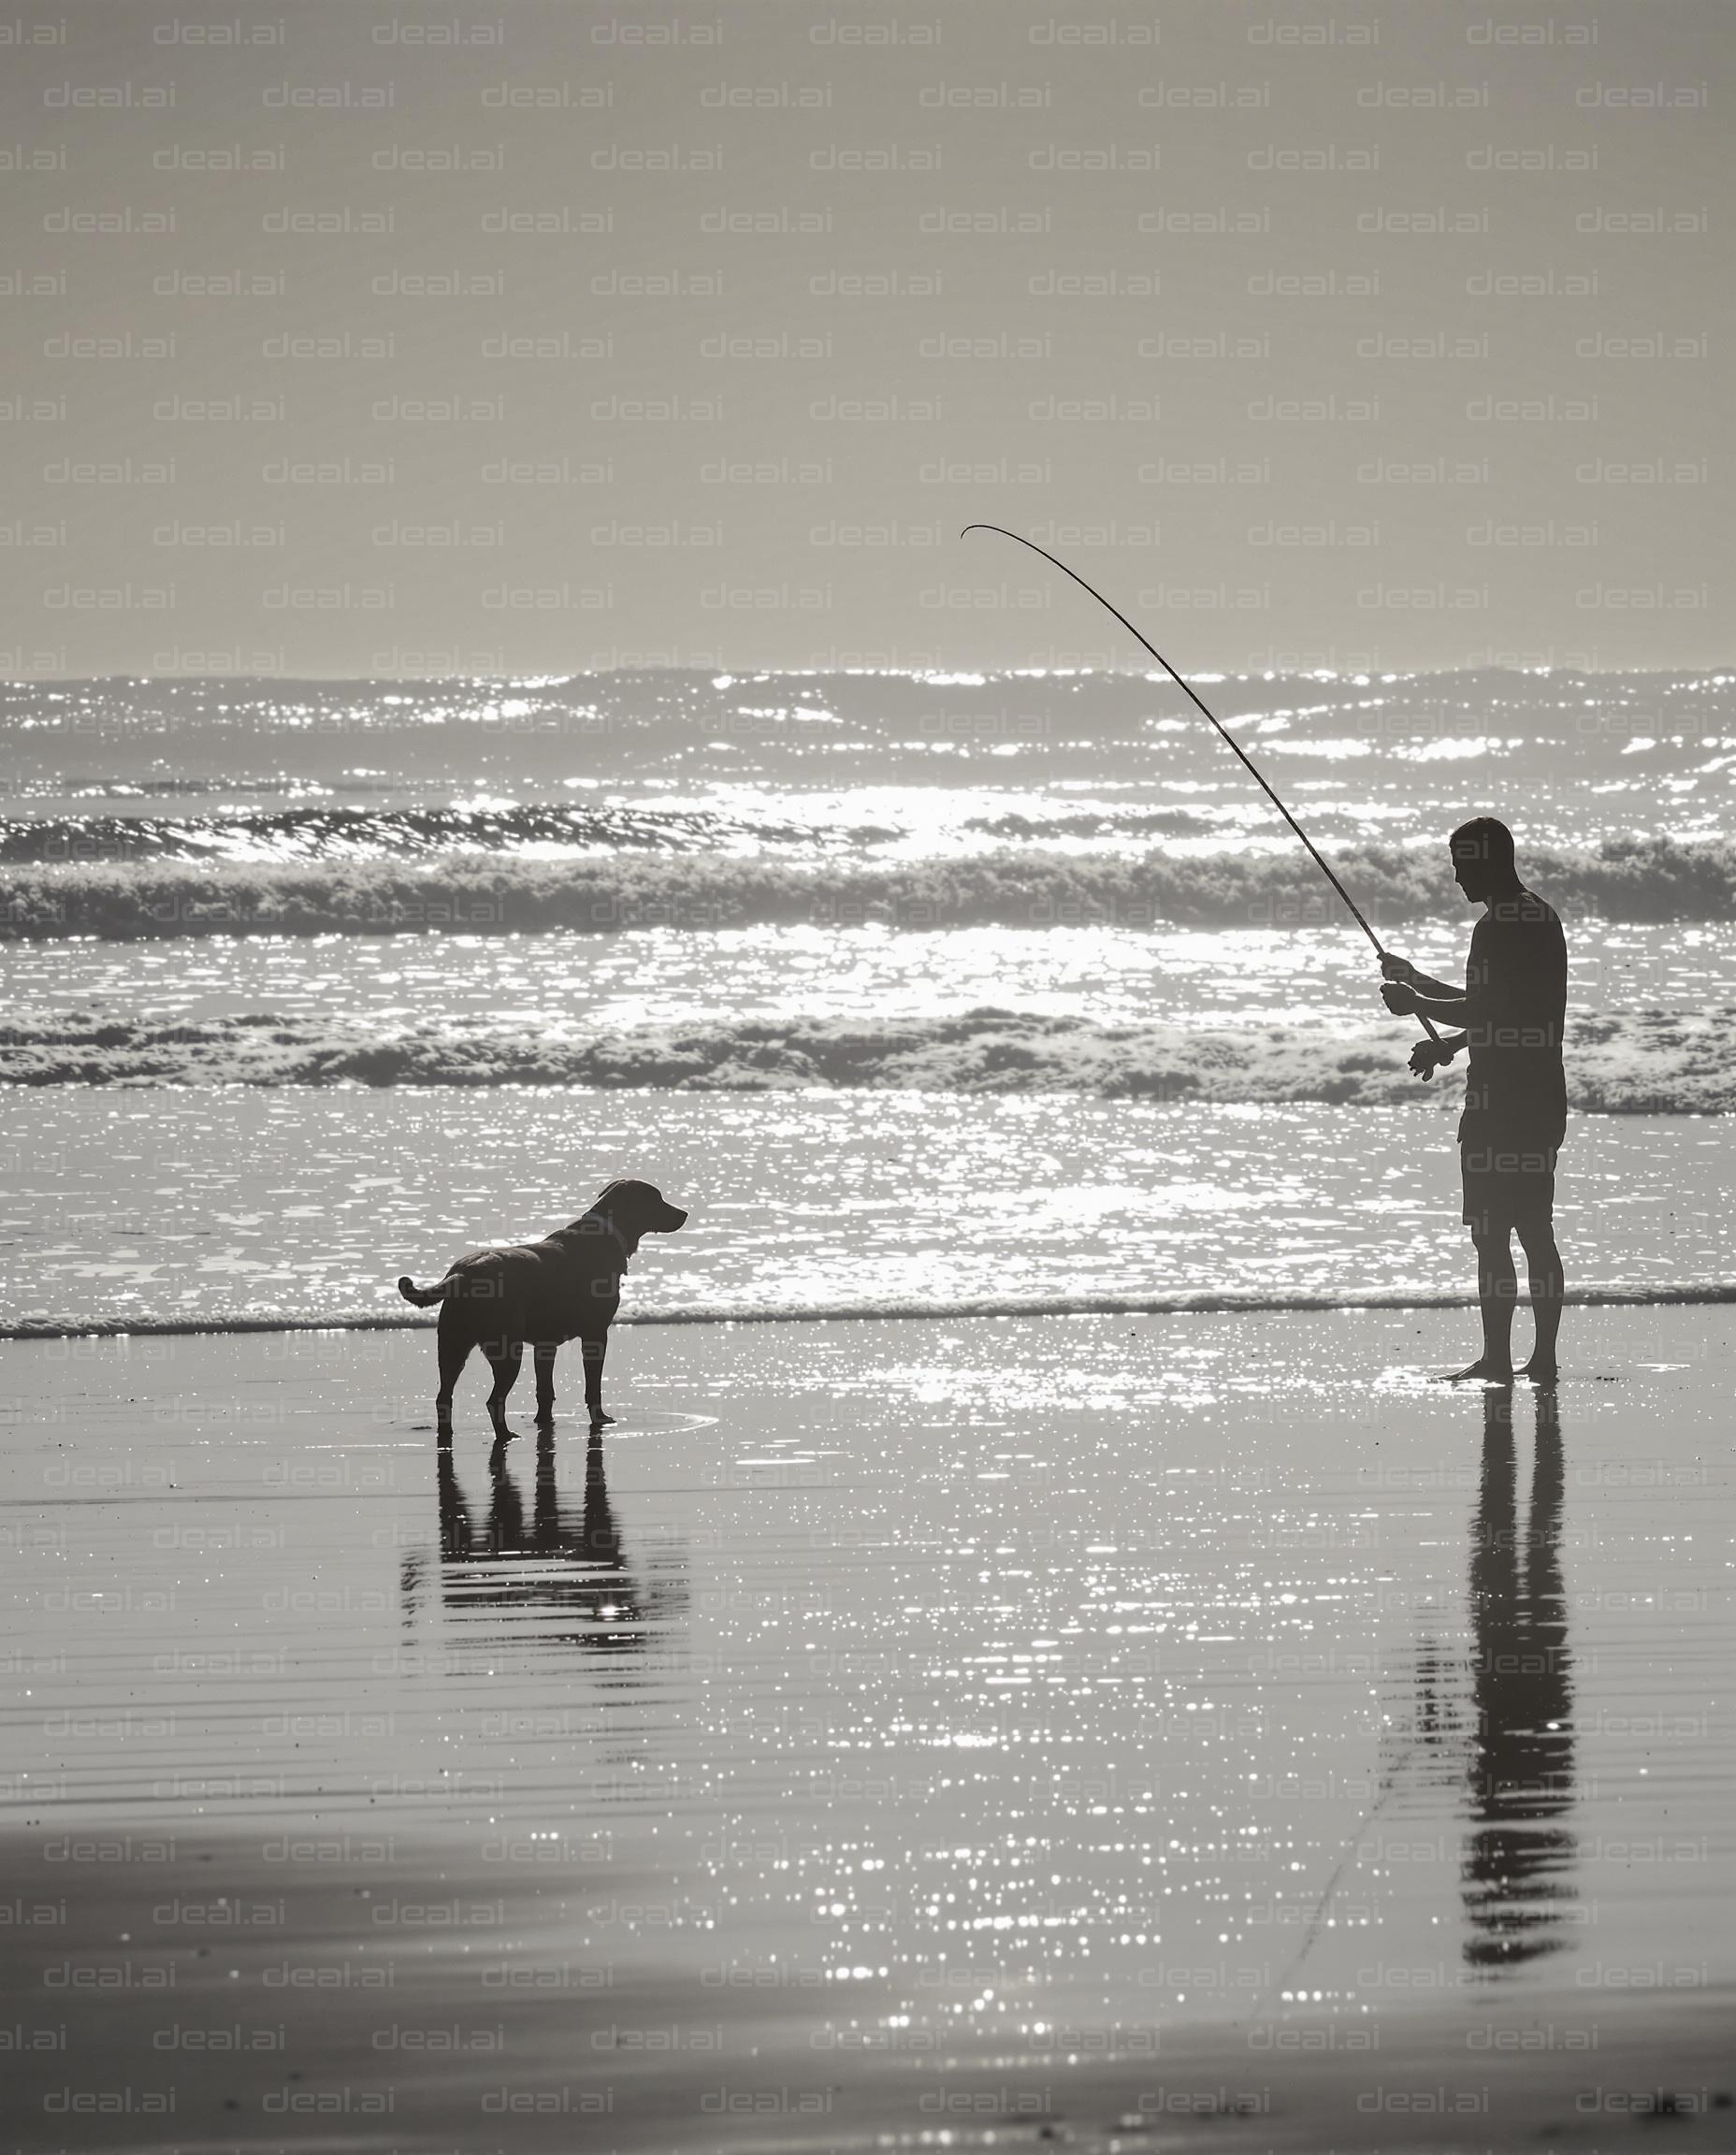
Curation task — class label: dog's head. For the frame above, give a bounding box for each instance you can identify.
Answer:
[583,1178,688,1255]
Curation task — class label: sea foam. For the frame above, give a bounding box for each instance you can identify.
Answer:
[4,835,1735,944]
[2,1003,1728,1112]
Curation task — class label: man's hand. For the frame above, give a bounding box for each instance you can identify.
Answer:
[1381,952,1419,984]
[1381,979,1418,1015]
[1408,1036,1457,1080]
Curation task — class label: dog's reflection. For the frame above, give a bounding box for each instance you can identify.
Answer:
[1461,1383,1576,1973]
[402,1427,681,1656]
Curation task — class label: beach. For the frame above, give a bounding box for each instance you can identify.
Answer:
[7,0,1732,2128]
[4,664,1735,2147]
[4,1307,1731,2149]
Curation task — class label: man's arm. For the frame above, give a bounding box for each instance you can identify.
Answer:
[1381,976,1477,1026]
[1407,989,1473,1027]
[1381,952,1463,1002]
[1380,942,1480,1074]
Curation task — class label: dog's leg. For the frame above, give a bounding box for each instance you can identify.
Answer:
[532,1342,557,1425]
[484,1339,523,1438]
[435,1313,470,1437]
[581,1334,613,1429]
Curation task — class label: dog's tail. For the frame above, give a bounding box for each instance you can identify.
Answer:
[397,1274,454,1309]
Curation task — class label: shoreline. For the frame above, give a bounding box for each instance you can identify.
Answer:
[7,1278,1736,1340]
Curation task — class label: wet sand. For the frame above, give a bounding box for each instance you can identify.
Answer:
[3,1309,1732,2149]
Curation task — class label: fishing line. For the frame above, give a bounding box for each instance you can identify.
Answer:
[962,523,1447,1061]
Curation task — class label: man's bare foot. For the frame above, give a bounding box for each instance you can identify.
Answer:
[1433,1357,1514,1384]
[1516,1358,1558,1384]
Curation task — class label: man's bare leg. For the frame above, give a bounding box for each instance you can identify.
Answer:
[1439,1228,1517,1381]
[1514,1219,1563,1381]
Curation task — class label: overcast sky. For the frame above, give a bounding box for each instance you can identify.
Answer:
[2,0,1729,678]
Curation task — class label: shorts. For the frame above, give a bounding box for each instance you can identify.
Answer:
[1460,1139,1558,1236]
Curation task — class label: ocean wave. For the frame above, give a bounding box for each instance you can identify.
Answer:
[3,1004,1729,1112]
[2,835,1734,942]
[0,800,867,865]
[22,776,384,801]
[2,800,1226,864]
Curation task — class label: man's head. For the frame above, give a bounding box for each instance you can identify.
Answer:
[1449,816,1520,904]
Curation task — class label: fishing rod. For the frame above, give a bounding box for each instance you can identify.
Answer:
[962,523,1449,1071]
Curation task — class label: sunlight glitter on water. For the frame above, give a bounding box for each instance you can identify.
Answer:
[1,1092,1727,1333]
[8,919,1736,1037]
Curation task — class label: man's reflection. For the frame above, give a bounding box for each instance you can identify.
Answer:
[1462,1383,1576,1973]
[401,1428,681,1659]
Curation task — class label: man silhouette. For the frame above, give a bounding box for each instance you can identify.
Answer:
[1379,817,1567,1383]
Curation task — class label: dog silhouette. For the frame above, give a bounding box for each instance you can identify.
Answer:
[398,1177,687,1435]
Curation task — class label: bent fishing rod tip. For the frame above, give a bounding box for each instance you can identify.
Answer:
[962,518,1443,1076]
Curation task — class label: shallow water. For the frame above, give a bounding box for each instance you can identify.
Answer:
[8,918,1735,1035]
[1,1092,1728,1333]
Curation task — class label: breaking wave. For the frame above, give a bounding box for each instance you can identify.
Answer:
[4,835,1735,942]
[0,800,871,864]
[3,1004,1729,1112]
